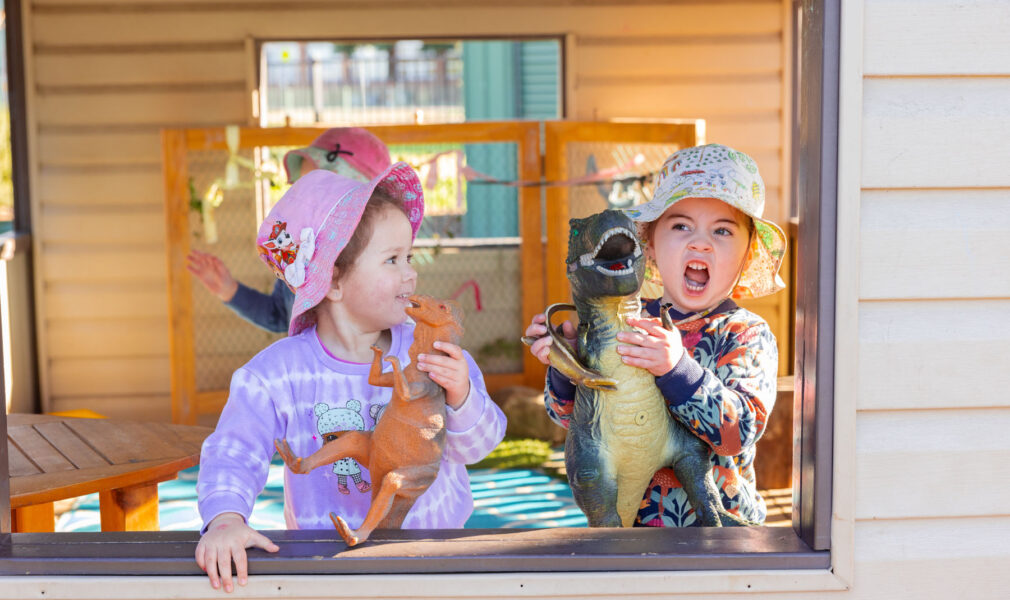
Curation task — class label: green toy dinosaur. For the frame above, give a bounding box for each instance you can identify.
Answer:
[523,209,744,527]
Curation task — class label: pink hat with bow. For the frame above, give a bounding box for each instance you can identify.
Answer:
[282,127,392,184]
[258,162,425,336]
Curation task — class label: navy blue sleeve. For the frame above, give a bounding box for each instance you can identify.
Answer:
[224,279,294,333]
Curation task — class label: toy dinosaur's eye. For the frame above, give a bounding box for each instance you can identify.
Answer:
[439,304,447,310]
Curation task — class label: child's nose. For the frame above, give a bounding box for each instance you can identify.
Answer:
[687,234,713,252]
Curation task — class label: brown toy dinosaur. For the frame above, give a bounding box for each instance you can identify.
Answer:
[274,293,464,547]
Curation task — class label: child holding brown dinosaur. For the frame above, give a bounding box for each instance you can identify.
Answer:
[195,164,506,592]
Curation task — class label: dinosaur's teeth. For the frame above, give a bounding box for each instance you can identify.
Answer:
[595,265,634,276]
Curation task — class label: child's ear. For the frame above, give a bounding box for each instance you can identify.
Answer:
[325,269,343,302]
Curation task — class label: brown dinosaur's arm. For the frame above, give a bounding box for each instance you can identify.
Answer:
[368,344,394,388]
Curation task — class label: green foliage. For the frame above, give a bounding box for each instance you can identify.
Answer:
[389,144,466,216]
[471,437,553,470]
[476,336,522,362]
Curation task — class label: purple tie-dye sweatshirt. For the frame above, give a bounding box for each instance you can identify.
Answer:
[197,322,507,532]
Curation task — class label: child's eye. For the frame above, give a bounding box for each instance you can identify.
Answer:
[672,223,690,232]
[715,227,734,236]
[406,253,414,264]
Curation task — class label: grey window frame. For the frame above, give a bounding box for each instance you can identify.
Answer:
[1,0,838,575]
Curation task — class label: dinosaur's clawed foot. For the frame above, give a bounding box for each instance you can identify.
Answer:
[273,438,306,473]
[331,512,363,547]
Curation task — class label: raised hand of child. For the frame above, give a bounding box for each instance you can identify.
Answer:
[416,341,471,410]
[195,512,279,593]
[523,312,578,366]
[617,316,686,377]
[187,249,240,302]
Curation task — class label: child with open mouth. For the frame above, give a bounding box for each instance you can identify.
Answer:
[526,143,787,526]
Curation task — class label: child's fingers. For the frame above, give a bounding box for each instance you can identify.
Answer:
[251,531,280,553]
[431,341,463,359]
[626,316,666,335]
[620,355,648,368]
[529,336,553,364]
[616,344,653,359]
[616,330,661,349]
[419,361,453,379]
[232,546,249,588]
[417,353,463,370]
[524,313,551,338]
[202,547,221,589]
[218,548,235,593]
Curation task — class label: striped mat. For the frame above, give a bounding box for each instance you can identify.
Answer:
[55,460,588,532]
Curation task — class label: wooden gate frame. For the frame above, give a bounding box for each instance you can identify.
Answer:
[163,123,543,425]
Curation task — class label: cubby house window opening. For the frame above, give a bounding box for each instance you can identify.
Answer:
[1,1,836,573]
[260,40,466,127]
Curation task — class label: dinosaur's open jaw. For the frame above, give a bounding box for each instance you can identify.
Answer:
[578,227,642,276]
[403,295,421,315]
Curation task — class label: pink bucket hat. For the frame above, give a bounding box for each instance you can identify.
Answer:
[257,162,425,336]
[624,144,787,299]
[282,127,392,184]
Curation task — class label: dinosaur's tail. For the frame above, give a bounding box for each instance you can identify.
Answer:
[718,509,762,527]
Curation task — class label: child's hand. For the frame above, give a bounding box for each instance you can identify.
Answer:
[195,512,279,593]
[417,341,471,409]
[523,313,577,366]
[616,316,686,377]
[187,250,239,302]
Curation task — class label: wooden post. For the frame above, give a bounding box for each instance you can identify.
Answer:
[11,503,54,533]
[516,122,547,388]
[162,129,197,425]
[99,484,160,532]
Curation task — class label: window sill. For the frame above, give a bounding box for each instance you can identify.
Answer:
[2,526,827,577]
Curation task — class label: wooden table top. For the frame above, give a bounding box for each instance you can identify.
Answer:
[7,414,213,509]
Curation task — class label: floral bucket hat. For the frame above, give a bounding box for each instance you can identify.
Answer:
[257,163,425,336]
[623,143,787,299]
[282,127,392,184]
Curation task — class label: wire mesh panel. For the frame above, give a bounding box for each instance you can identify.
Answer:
[185,148,286,395]
[389,142,523,375]
[564,141,681,220]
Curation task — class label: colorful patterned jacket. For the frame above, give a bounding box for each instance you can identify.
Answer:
[545,298,778,526]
